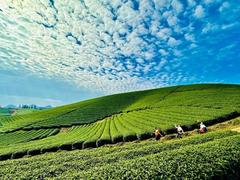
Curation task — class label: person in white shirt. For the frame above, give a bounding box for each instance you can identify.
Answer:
[175,125,184,138]
[199,122,208,133]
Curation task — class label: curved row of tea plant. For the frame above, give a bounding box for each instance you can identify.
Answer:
[0,130,239,179]
[0,128,59,146]
[0,108,239,160]
[79,134,240,179]
[1,84,239,132]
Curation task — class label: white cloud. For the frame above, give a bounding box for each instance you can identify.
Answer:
[156,28,172,40]
[159,49,169,56]
[221,23,238,30]
[167,15,178,26]
[219,2,230,12]
[154,58,167,71]
[190,43,197,49]
[204,0,214,5]
[1,0,233,94]
[184,33,195,42]
[187,0,196,8]
[171,0,184,14]
[167,37,181,47]
[202,23,220,34]
[145,51,155,61]
[173,49,182,57]
[194,5,205,19]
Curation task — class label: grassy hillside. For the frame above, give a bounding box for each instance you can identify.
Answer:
[0,84,239,132]
[0,84,239,160]
[0,108,12,117]
[0,129,59,146]
[0,86,178,131]
[0,128,239,179]
[13,109,39,116]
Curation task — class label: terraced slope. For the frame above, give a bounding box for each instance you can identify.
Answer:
[13,109,39,116]
[0,86,176,132]
[0,129,239,179]
[0,84,239,160]
[0,129,59,146]
[0,108,12,117]
[0,84,239,132]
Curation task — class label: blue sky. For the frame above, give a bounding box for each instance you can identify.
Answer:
[0,0,239,106]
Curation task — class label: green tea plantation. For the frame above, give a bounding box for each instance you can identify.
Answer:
[0,84,239,179]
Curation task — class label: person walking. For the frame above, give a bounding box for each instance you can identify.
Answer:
[199,122,208,134]
[154,128,163,141]
[175,125,184,138]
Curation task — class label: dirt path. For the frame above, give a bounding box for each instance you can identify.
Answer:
[231,127,240,132]
[160,116,240,141]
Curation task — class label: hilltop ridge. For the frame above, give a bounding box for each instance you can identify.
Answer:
[0,84,239,132]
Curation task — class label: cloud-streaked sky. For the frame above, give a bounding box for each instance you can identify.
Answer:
[0,0,239,106]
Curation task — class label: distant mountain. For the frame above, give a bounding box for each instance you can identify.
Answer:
[4,104,17,109]
[2,104,53,110]
[44,105,53,108]
[38,105,53,109]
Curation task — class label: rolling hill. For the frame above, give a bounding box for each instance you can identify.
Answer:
[0,84,239,161]
[0,108,12,117]
[0,118,240,179]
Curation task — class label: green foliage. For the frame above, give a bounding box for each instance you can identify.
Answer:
[13,109,39,116]
[0,130,239,179]
[80,135,240,179]
[0,129,59,146]
[0,84,239,158]
[0,108,12,117]
[0,84,239,132]
[0,84,239,178]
